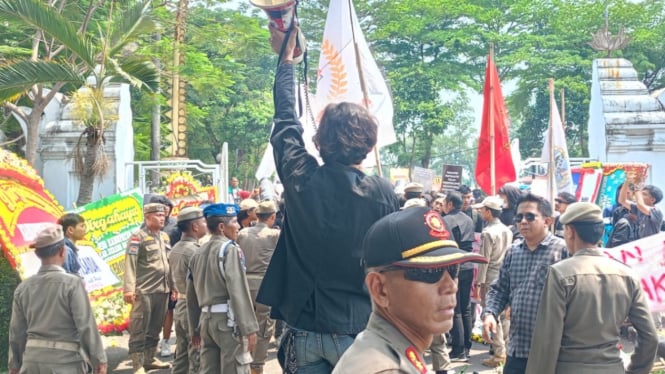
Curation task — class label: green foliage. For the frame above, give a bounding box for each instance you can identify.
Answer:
[516,83,589,159]
[130,4,275,187]
[1,0,664,186]
[0,0,159,172]
[0,254,20,372]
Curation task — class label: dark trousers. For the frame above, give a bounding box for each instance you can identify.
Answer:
[504,356,528,374]
[450,269,473,354]
[128,292,169,353]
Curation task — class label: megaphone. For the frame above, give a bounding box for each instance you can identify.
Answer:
[249,0,307,63]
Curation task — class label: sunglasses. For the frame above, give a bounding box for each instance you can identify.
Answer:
[514,212,539,223]
[378,264,460,284]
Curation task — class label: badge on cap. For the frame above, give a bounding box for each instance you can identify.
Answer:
[405,347,427,374]
[424,211,450,240]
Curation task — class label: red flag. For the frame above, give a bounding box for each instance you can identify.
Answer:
[475,51,516,195]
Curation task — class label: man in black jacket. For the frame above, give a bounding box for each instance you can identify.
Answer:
[442,191,476,362]
[257,26,400,373]
[458,185,483,233]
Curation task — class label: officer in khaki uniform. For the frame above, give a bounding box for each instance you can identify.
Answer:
[472,196,513,368]
[170,207,207,374]
[187,203,259,374]
[236,200,280,374]
[333,207,488,374]
[526,203,658,374]
[124,203,172,373]
[9,224,107,374]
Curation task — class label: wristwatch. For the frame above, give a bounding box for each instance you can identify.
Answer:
[481,310,497,321]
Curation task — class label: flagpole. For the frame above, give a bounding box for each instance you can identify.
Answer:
[489,44,496,195]
[548,79,555,209]
[560,88,566,130]
[347,0,383,177]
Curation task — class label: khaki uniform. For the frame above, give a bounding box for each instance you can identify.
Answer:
[169,235,201,374]
[187,234,259,374]
[332,312,431,374]
[123,228,171,355]
[9,265,106,373]
[429,333,450,370]
[477,217,512,358]
[526,248,658,374]
[236,222,279,371]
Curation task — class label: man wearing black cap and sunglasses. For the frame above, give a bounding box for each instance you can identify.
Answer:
[332,207,488,374]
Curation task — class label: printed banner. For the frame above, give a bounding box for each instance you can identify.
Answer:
[72,189,143,276]
[72,189,144,334]
[603,232,665,312]
[77,242,120,293]
[0,149,64,278]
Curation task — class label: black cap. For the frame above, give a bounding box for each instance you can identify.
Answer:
[362,207,488,268]
[555,192,577,204]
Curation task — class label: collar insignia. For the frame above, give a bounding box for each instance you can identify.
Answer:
[405,346,427,374]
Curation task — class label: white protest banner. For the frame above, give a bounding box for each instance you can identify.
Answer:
[77,242,120,292]
[603,232,665,312]
[412,166,434,192]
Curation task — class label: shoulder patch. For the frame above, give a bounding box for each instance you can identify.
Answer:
[404,346,427,374]
[127,236,140,255]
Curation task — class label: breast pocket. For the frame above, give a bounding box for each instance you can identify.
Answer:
[144,242,161,261]
[529,263,551,290]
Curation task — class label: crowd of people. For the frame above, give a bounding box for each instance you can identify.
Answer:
[7,23,665,374]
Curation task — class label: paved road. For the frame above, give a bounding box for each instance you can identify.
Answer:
[104,333,504,373]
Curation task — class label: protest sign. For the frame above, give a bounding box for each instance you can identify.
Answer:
[412,166,434,192]
[389,168,410,192]
[72,189,143,334]
[441,164,463,192]
[603,232,665,312]
[77,241,120,292]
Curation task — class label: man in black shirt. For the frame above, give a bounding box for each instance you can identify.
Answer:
[458,185,483,233]
[442,191,475,362]
[257,26,400,373]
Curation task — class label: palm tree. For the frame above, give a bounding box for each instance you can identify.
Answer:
[0,0,158,205]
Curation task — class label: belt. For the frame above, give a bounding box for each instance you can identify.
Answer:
[201,303,228,313]
[26,339,80,352]
[246,273,264,280]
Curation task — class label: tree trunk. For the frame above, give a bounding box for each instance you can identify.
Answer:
[76,136,99,206]
[150,31,161,190]
[25,112,42,166]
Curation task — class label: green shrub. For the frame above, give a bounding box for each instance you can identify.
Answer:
[0,253,21,372]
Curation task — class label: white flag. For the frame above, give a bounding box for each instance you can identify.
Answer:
[255,85,321,181]
[541,94,573,194]
[316,0,396,150]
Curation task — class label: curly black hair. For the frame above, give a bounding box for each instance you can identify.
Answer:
[314,102,378,166]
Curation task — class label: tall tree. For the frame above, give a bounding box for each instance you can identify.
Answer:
[0,0,158,204]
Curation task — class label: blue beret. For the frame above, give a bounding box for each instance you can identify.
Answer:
[203,203,239,217]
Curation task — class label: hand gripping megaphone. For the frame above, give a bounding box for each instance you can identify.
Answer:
[249,0,307,63]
